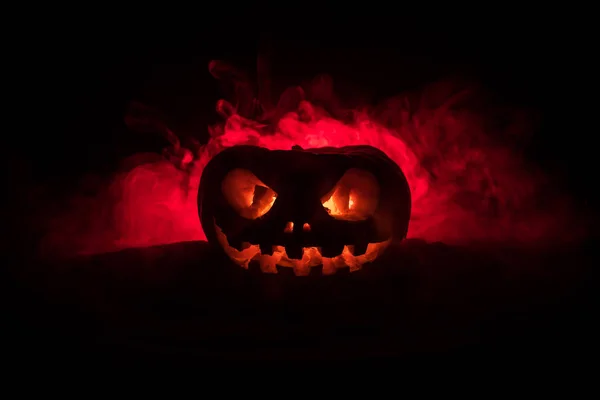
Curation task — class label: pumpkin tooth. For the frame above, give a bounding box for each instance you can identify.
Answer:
[258,254,279,274]
[321,258,337,275]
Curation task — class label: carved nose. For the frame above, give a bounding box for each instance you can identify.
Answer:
[283,221,311,233]
[284,221,294,233]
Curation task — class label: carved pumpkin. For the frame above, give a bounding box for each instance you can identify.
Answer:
[198,145,411,275]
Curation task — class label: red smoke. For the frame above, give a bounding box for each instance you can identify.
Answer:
[40,61,581,257]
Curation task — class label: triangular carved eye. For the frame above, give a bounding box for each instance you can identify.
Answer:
[221,169,277,219]
[321,168,379,221]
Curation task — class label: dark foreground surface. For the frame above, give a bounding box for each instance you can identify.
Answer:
[6,239,597,365]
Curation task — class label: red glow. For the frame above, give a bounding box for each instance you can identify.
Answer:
[40,73,581,257]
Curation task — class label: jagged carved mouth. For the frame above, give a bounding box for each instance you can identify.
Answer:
[215,223,391,276]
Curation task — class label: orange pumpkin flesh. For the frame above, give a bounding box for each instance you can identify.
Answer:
[198,145,411,275]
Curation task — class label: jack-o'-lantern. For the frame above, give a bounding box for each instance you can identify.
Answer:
[198,145,411,275]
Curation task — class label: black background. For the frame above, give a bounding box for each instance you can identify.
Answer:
[6,10,598,366]
[14,13,596,195]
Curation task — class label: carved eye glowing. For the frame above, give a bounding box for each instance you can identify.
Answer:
[321,168,379,221]
[221,168,277,219]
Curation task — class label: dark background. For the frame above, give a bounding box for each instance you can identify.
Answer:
[14,14,596,197]
[6,12,598,365]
